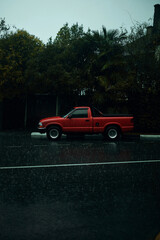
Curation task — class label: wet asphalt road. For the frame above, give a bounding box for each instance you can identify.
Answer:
[0,133,160,240]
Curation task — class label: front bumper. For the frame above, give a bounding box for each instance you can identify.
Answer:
[37,127,46,134]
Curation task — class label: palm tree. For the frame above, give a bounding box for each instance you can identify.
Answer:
[91,26,128,103]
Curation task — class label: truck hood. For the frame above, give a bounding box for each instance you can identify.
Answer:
[40,116,62,122]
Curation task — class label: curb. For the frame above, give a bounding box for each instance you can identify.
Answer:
[30,132,160,140]
[31,132,46,136]
[140,134,160,139]
[0,132,160,140]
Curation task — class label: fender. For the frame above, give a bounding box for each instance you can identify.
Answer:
[45,122,63,130]
[103,122,122,131]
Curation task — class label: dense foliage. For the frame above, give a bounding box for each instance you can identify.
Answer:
[0,18,160,131]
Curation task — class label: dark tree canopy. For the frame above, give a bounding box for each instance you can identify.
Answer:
[0,19,160,131]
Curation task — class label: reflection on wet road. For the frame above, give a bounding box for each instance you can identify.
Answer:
[0,134,160,168]
[0,134,160,240]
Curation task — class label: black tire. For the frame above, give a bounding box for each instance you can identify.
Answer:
[103,126,120,141]
[47,126,62,141]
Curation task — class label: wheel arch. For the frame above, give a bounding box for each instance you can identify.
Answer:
[46,123,62,132]
[104,123,122,134]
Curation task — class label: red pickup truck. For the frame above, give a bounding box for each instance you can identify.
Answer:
[38,106,134,141]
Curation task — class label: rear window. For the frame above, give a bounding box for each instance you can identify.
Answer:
[92,107,103,117]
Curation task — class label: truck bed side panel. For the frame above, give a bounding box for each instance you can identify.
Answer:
[92,117,134,133]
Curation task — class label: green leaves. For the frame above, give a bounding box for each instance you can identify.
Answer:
[1,19,159,112]
[0,29,44,99]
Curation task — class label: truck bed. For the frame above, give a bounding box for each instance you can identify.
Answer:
[102,114,133,117]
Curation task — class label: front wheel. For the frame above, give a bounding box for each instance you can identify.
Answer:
[103,126,120,141]
[47,126,62,141]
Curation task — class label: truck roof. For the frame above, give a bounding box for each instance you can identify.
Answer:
[74,106,89,109]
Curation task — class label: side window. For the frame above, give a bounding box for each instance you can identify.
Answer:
[71,109,88,118]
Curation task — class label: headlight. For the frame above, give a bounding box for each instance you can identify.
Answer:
[38,122,43,127]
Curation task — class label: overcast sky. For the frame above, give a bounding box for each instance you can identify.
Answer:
[0,0,159,43]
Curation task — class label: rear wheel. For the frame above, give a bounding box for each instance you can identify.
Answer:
[47,126,62,141]
[103,126,120,141]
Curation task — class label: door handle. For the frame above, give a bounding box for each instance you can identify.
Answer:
[85,120,89,122]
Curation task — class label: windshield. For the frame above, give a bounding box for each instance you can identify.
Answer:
[63,109,75,118]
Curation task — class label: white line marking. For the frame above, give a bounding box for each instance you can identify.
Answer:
[33,145,48,147]
[6,146,22,148]
[59,144,71,146]
[0,159,160,170]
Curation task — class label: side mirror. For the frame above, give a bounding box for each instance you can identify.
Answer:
[68,115,72,119]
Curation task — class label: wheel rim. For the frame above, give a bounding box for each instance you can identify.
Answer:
[49,129,59,139]
[108,129,118,139]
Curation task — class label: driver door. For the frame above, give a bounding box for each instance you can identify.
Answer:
[63,108,92,133]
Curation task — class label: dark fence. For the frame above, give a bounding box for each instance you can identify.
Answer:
[1,92,160,133]
[2,97,25,130]
[128,92,160,133]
